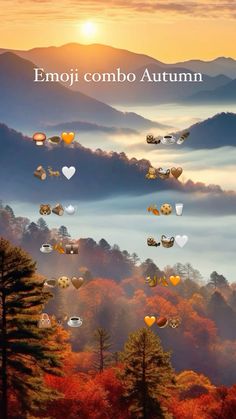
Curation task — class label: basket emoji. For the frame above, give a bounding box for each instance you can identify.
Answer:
[161,235,175,248]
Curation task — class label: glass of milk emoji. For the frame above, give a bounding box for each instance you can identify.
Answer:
[175,203,184,216]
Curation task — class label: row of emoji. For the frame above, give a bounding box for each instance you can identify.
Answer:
[39,203,76,216]
[40,242,79,254]
[33,132,76,146]
[144,315,181,329]
[44,276,84,289]
[34,165,76,180]
[38,313,83,328]
[148,203,183,216]
[146,166,183,180]
[147,235,188,248]
[146,131,190,146]
[145,275,181,287]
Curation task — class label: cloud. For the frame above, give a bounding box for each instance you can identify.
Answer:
[1,0,236,23]
[11,193,236,280]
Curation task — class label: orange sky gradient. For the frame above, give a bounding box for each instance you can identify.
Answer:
[1,0,236,62]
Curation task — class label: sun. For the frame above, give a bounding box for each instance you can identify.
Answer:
[81,21,97,38]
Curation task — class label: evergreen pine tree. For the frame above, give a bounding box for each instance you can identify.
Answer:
[37,217,49,231]
[93,327,112,373]
[121,328,175,419]
[0,238,67,418]
[208,271,229,289]
[98,239,111,251]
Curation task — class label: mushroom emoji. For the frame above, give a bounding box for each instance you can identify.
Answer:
[33,132,47,146]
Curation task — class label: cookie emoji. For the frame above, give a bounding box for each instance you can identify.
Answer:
[160,203,172,215]
[58,276,70,289]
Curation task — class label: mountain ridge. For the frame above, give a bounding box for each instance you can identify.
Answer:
[0,121,232,203]
[184,79,236,103]
[0,43,232,105]
[0,52,162,131]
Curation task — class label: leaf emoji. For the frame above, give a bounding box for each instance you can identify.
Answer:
[161,277,169,287]
[152,208,160,216]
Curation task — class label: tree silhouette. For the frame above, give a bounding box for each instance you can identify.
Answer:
[141,259,162,279]
[121,328,175,419]
[207,291,236,340]
[174,263,202,283]
[131,253,140,266]
[93,328,112,373]
[4,205,15,220]
[99,239,111,251]
[0,238,66,418]
[58,225,71,238]
[37,217,49,231]
[229,290,236,311]
[208,271,229,289]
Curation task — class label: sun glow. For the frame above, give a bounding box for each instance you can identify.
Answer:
[81,21,97,38]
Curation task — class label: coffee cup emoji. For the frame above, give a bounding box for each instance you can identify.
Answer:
[67,316,83,327]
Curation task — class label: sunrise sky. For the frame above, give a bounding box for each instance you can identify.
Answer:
[1,0,236,62]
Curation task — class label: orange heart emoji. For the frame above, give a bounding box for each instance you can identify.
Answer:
[169,275,181,286]
[144,316,156,327]
[61,132,75,145]
[171,167,183,179]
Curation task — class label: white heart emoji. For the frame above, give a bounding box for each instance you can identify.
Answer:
[175,235,188,248]
[62,166,76,180]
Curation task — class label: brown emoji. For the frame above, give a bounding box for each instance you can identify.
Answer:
[171,167,183,179]
[169,317,181,329]
[146,167,158,180]
[39,204,51,215]
[156,317,169,328]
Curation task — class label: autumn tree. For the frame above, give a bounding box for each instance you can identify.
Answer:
[176,370,213,400]
[121,328,175,419]
[0,238,67,419]
[93,328,112,373]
